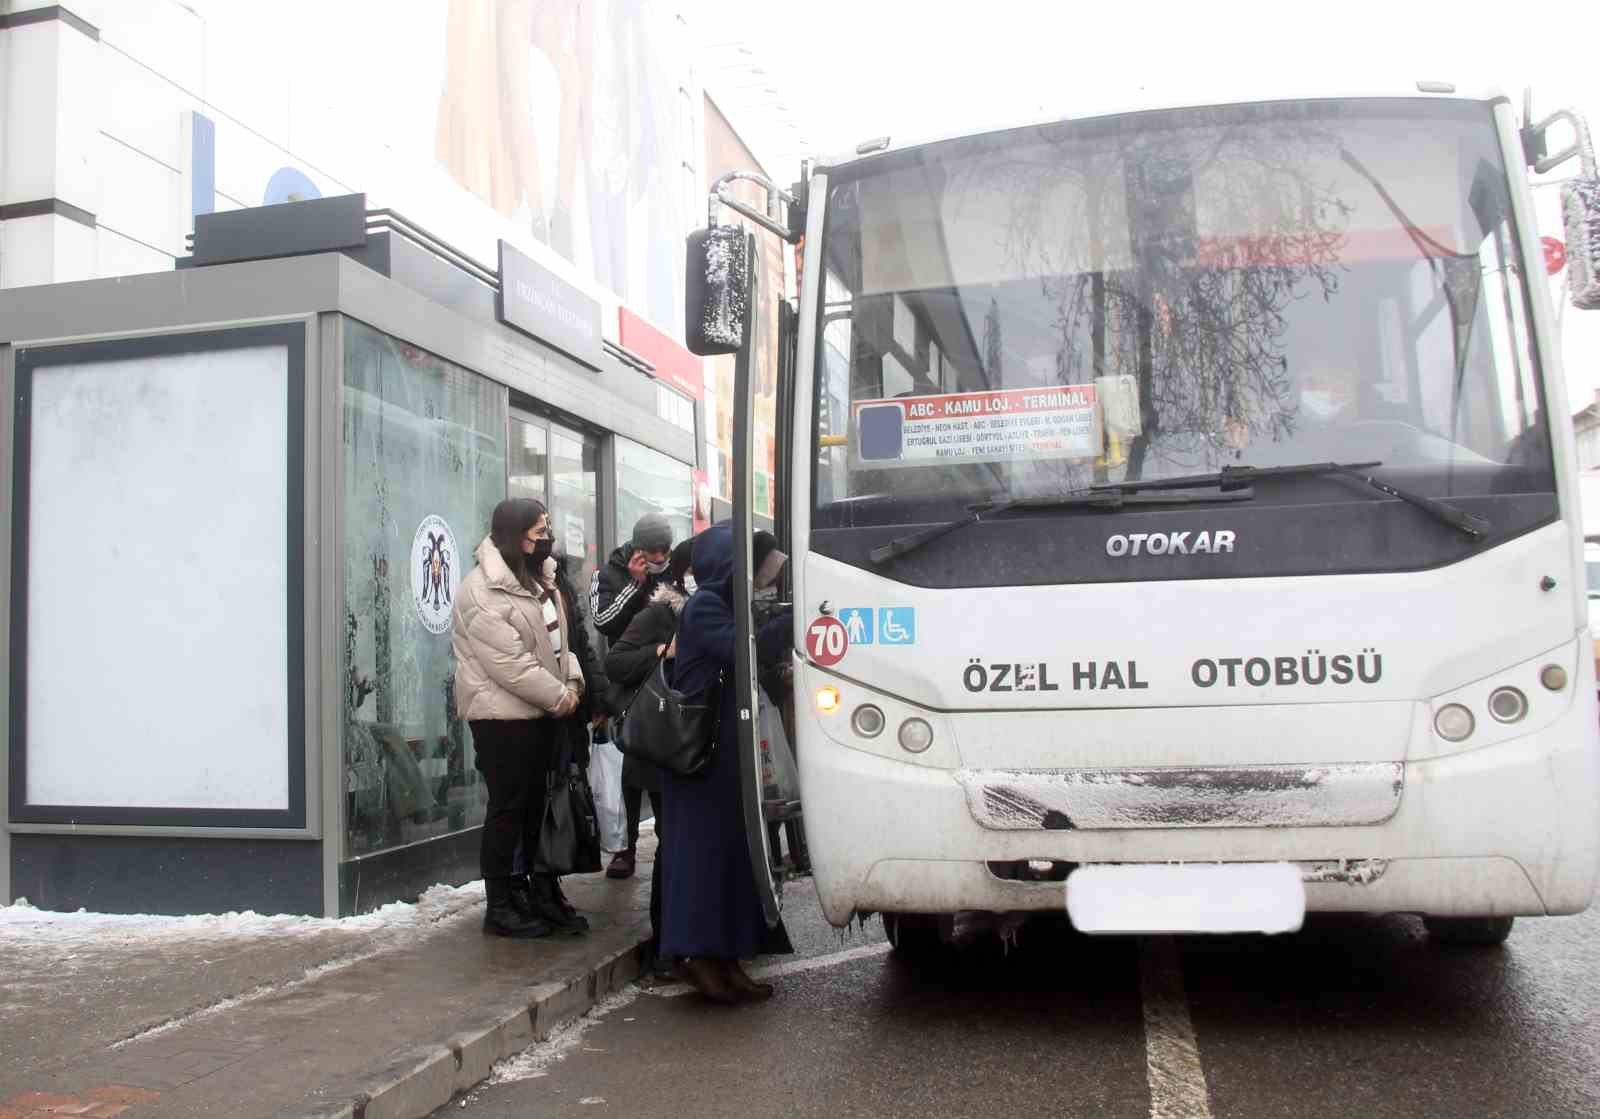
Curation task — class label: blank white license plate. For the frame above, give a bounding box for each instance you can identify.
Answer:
[1066,862,1305,935]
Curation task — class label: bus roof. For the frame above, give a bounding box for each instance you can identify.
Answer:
[814,83,1510,176]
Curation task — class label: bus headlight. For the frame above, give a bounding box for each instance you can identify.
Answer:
[898,717,934,753]
[815,686,842,714]
[1540,664,1567,691]
[1487,686,1528,724]
[1434,703,1475,742]
[851,704,886,738]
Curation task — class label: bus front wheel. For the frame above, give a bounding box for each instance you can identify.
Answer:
[883,912,953,961]
[1424,915,1515,946]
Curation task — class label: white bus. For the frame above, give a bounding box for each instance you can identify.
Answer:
[687,86,1600,951]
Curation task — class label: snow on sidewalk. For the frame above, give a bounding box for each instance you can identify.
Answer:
[0,880,491,1083]
[0,879,485,956]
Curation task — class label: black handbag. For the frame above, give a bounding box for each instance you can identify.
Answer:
[614,658,721,778]
[534,732,602,875]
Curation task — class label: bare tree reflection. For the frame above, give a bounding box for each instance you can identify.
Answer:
[982,116,1354,479]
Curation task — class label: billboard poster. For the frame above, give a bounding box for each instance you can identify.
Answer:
[703,97,781,515]
[436,0,690,332]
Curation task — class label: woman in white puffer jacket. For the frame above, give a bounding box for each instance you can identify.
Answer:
[452,498,586,939]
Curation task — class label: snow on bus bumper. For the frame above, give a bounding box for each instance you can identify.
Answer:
[800,683,1599,928]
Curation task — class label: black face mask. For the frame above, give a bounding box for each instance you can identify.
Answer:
[528,538,553,567]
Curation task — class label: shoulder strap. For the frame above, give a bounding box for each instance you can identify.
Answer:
[618,649,667,714]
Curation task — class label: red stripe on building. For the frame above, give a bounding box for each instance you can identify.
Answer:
[619,307,703,400]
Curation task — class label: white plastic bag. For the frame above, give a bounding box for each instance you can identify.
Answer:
[759,701,801,805]
[588,739,628,854]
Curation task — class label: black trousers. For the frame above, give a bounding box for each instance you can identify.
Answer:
[624,784,645,853]
[472,719,555,881]
[649,793,667,952]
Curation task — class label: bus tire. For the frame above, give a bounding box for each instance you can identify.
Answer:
[1423,915,1515,946]
[883,912,951,961]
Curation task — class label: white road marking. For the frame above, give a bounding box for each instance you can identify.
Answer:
[1139,935,1213,1119]
[648,932,1213,1118]
[646,940,892,998]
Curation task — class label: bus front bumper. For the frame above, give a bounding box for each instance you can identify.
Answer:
[797,686,1600,928]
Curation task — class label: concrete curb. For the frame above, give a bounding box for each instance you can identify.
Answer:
[301,933,649,1119]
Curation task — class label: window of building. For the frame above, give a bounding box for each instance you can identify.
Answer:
[510,411,605,651]
[656,381,696,434]
[615,436,694,547]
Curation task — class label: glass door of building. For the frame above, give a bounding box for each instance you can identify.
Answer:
[510,412,604,648]
[508,416,548,505]
[549,424,602,641]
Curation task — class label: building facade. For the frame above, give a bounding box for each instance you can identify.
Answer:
[0,0,791,914]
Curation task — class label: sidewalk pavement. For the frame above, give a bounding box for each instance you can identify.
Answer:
[0,837,654,1119]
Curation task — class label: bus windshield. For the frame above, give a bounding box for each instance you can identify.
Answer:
[811,99,1556,585]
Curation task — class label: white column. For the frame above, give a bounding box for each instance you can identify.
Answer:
[0,13,104,287]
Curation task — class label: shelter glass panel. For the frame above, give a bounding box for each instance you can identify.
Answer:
[341,318,507,858]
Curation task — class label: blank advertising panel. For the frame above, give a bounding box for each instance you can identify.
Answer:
[23,344,291,812]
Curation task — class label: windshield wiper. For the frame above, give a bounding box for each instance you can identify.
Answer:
[1096,459,1489,540]
[866,488,1255,567]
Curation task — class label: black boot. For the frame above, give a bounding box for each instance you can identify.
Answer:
[507,875,539,921]
[530,874,589,935]
[484,877,553,939]
[549,876,592,932]
[681,957,740,1006]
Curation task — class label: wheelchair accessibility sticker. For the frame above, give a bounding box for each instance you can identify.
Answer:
[879,607,916,645]
[833,606,916,647]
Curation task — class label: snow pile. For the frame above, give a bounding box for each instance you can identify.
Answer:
[487,990,639,1085]
[0,879,485,950]
[2,881,492,1053]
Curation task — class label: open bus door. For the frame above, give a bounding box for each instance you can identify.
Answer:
[772,297,807,870]
[727,231,782,927]
[685,195,801,928]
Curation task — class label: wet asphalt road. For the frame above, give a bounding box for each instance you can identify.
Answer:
[442,881,1600,1119]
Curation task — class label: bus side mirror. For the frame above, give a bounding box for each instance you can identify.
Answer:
[1523,103,1600,310]
[685,226,750,355]
[1563,177,1600,310]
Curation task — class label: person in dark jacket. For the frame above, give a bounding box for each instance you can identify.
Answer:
[604,536,694,972]
[553,548,612,759]
[590,513,675,878]
[513,547,612,933]
[659,523,793,1005]
[750,539,806,874]
[590,512,674,642]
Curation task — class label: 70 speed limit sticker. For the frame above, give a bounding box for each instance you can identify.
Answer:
[806,607,918,666]
[805,616,849,666]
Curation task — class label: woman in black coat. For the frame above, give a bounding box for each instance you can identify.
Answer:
[658,524,792,1004]
[512,549,610,933]
[604,536,693,972]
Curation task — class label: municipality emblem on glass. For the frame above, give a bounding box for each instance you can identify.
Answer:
[412,514,459,634]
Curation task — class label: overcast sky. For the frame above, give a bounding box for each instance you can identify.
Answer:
[690,0,1600,413]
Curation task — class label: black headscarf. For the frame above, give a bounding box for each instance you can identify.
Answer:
[689,522,734,602]
[667,535,696,591]
[674,524,736,696]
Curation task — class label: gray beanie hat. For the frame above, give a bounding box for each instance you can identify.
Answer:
[631,512,673,553]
